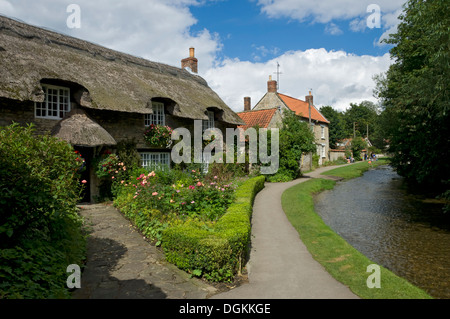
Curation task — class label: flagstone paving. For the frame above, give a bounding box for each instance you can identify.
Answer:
[72,164,358,299]
[71,203,217,299]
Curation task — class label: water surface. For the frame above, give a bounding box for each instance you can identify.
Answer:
[314,166,450,299]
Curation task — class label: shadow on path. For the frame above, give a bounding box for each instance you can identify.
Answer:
[72,237,167,299]
[72,203,216,299]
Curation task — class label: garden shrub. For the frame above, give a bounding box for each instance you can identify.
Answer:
[0,123,86,299]
[161,175,265,282]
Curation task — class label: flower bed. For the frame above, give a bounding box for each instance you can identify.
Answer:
[113,168,238,245]
[161,175,265,282]
[113,165,265,282]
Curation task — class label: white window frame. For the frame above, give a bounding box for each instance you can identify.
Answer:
[140,152,171,171]
[321,125,325,139]
[145,102,165,127]
[202,110,215,132]
[202,152,212,174]
[35,84,71,119]
[321,144,326,158]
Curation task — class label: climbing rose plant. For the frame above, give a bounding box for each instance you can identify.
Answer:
[144,124,173,148]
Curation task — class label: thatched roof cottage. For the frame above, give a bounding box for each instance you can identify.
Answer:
[0,15,243,202]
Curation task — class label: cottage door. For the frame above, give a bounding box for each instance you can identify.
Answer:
[74,146,93,203]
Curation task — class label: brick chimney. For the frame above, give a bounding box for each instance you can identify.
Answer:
[267,75,277,93]
[244,97,251,112]
[181,47,198,73]
[305,91,313,106]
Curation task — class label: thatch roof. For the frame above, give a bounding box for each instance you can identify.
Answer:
[0,15,244,125]
[52,109,116,147]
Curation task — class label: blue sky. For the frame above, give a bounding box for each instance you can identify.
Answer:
[190,0,391,62]
[0,0,407,111]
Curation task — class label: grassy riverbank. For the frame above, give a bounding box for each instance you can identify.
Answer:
[322,157,391,180]
[281,161,432,299]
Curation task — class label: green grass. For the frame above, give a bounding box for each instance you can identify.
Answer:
[281,177,432,299]
[322,158,390,180]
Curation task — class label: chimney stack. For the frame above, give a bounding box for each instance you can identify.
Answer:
[244,97,251,112]
[305,91,313,106]
[181,47,198,73]
[267,75,277,93]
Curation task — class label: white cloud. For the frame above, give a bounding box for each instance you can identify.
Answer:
[349,18,367,32]
[251,45,281,61]
[375,8,403,46]
[325,23,343,35]
[204,49,392,113]
[256,0,406,23]
[1,1,394,114]
[257,0,406,46]
[0,0,221,70]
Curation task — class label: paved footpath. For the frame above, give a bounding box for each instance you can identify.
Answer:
[72,203,218,299]
[73,164,358,299]
[212,165,359,299]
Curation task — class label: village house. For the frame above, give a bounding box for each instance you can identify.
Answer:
[237,76,330,169]
[0,15,244,202]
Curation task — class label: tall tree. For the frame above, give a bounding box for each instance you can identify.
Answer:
[343,101,379,140]
[376,0,449,190]
[319,105,347,149]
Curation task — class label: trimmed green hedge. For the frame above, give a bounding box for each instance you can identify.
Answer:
[161,175,265,282]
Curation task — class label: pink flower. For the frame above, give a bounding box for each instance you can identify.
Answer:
[191,201,195,204]
[152,192,158,196]
[196,181,203,187]
[214,176,218,180]
[81,180,87,184]
[189,185,195,190]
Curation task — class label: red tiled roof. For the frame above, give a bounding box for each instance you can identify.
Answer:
[278,93,329,124]
[237,108,277,130]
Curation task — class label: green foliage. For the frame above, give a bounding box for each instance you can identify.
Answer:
[320,102,385,151]
[323,158,391,180]
[115,139,141,171]
[350,137,368,161]
[143,124,174,148]
[161,176,265,282]
[312,154,320,170]
[375,0,449,194]
[344,101,380,139]
[267,109,316,182]
[319,105,347,149]
[114,168,237,224]
[0,123,86,299]
[95,153,121,178]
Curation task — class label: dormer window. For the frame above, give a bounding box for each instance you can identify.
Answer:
[145,102,165,127]
[202,110,215,132]
[35,84,70,119]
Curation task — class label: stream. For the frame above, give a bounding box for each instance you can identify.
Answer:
[314,165,450,299]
